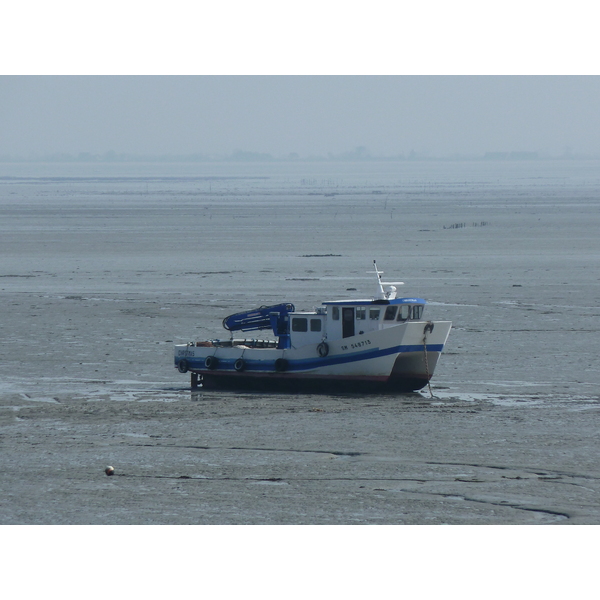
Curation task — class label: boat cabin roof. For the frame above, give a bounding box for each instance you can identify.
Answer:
[322,297,426,306]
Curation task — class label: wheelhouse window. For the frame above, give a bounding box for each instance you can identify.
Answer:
[356,307,366,320]
[332,306,339,320]
[384,306,398,320]
[310,318,322,332]
[413,305,424,319]
[292,317,308,332]
[397,305,411,321]
[369,308,381,320]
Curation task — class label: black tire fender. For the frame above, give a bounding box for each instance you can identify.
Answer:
[317,342,329,357]
[274,358,288,372]
[423,322,434,335]
[234,358,245,372]
[178,359,189,373]
[205,355,219,370]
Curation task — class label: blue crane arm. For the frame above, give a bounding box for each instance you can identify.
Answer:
[222,303,295,332]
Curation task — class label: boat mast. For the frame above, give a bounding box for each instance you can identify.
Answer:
[370,260,404,300]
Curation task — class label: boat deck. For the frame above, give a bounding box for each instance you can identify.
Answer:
[186,339,279,349]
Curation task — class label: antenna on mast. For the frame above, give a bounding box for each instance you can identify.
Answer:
[369,260,404,300]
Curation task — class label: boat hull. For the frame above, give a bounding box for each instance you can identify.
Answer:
[175,320,451,393]
[199,370,430,394]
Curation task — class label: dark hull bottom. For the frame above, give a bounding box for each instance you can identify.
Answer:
[192,372,430,394]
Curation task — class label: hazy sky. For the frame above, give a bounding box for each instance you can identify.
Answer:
[2,76,599,159]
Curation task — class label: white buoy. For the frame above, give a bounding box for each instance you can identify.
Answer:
[105,466,115,476]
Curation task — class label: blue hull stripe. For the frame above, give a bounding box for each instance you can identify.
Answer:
[180,343,444,373]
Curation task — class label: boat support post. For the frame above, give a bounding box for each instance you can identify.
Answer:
[191,372,199,389]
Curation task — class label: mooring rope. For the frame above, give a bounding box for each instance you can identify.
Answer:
[423,324,434,398]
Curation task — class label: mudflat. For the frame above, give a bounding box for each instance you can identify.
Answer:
[2,386,598,524]
[1,160,600,524]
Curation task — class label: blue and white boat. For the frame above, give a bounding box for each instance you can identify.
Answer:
[174,262,451,393]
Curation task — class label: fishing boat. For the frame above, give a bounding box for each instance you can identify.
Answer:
[174,261,451,393]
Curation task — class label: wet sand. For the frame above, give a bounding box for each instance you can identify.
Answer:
[2,387,599,524]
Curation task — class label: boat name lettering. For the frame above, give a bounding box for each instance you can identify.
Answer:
[177,349,195,357]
